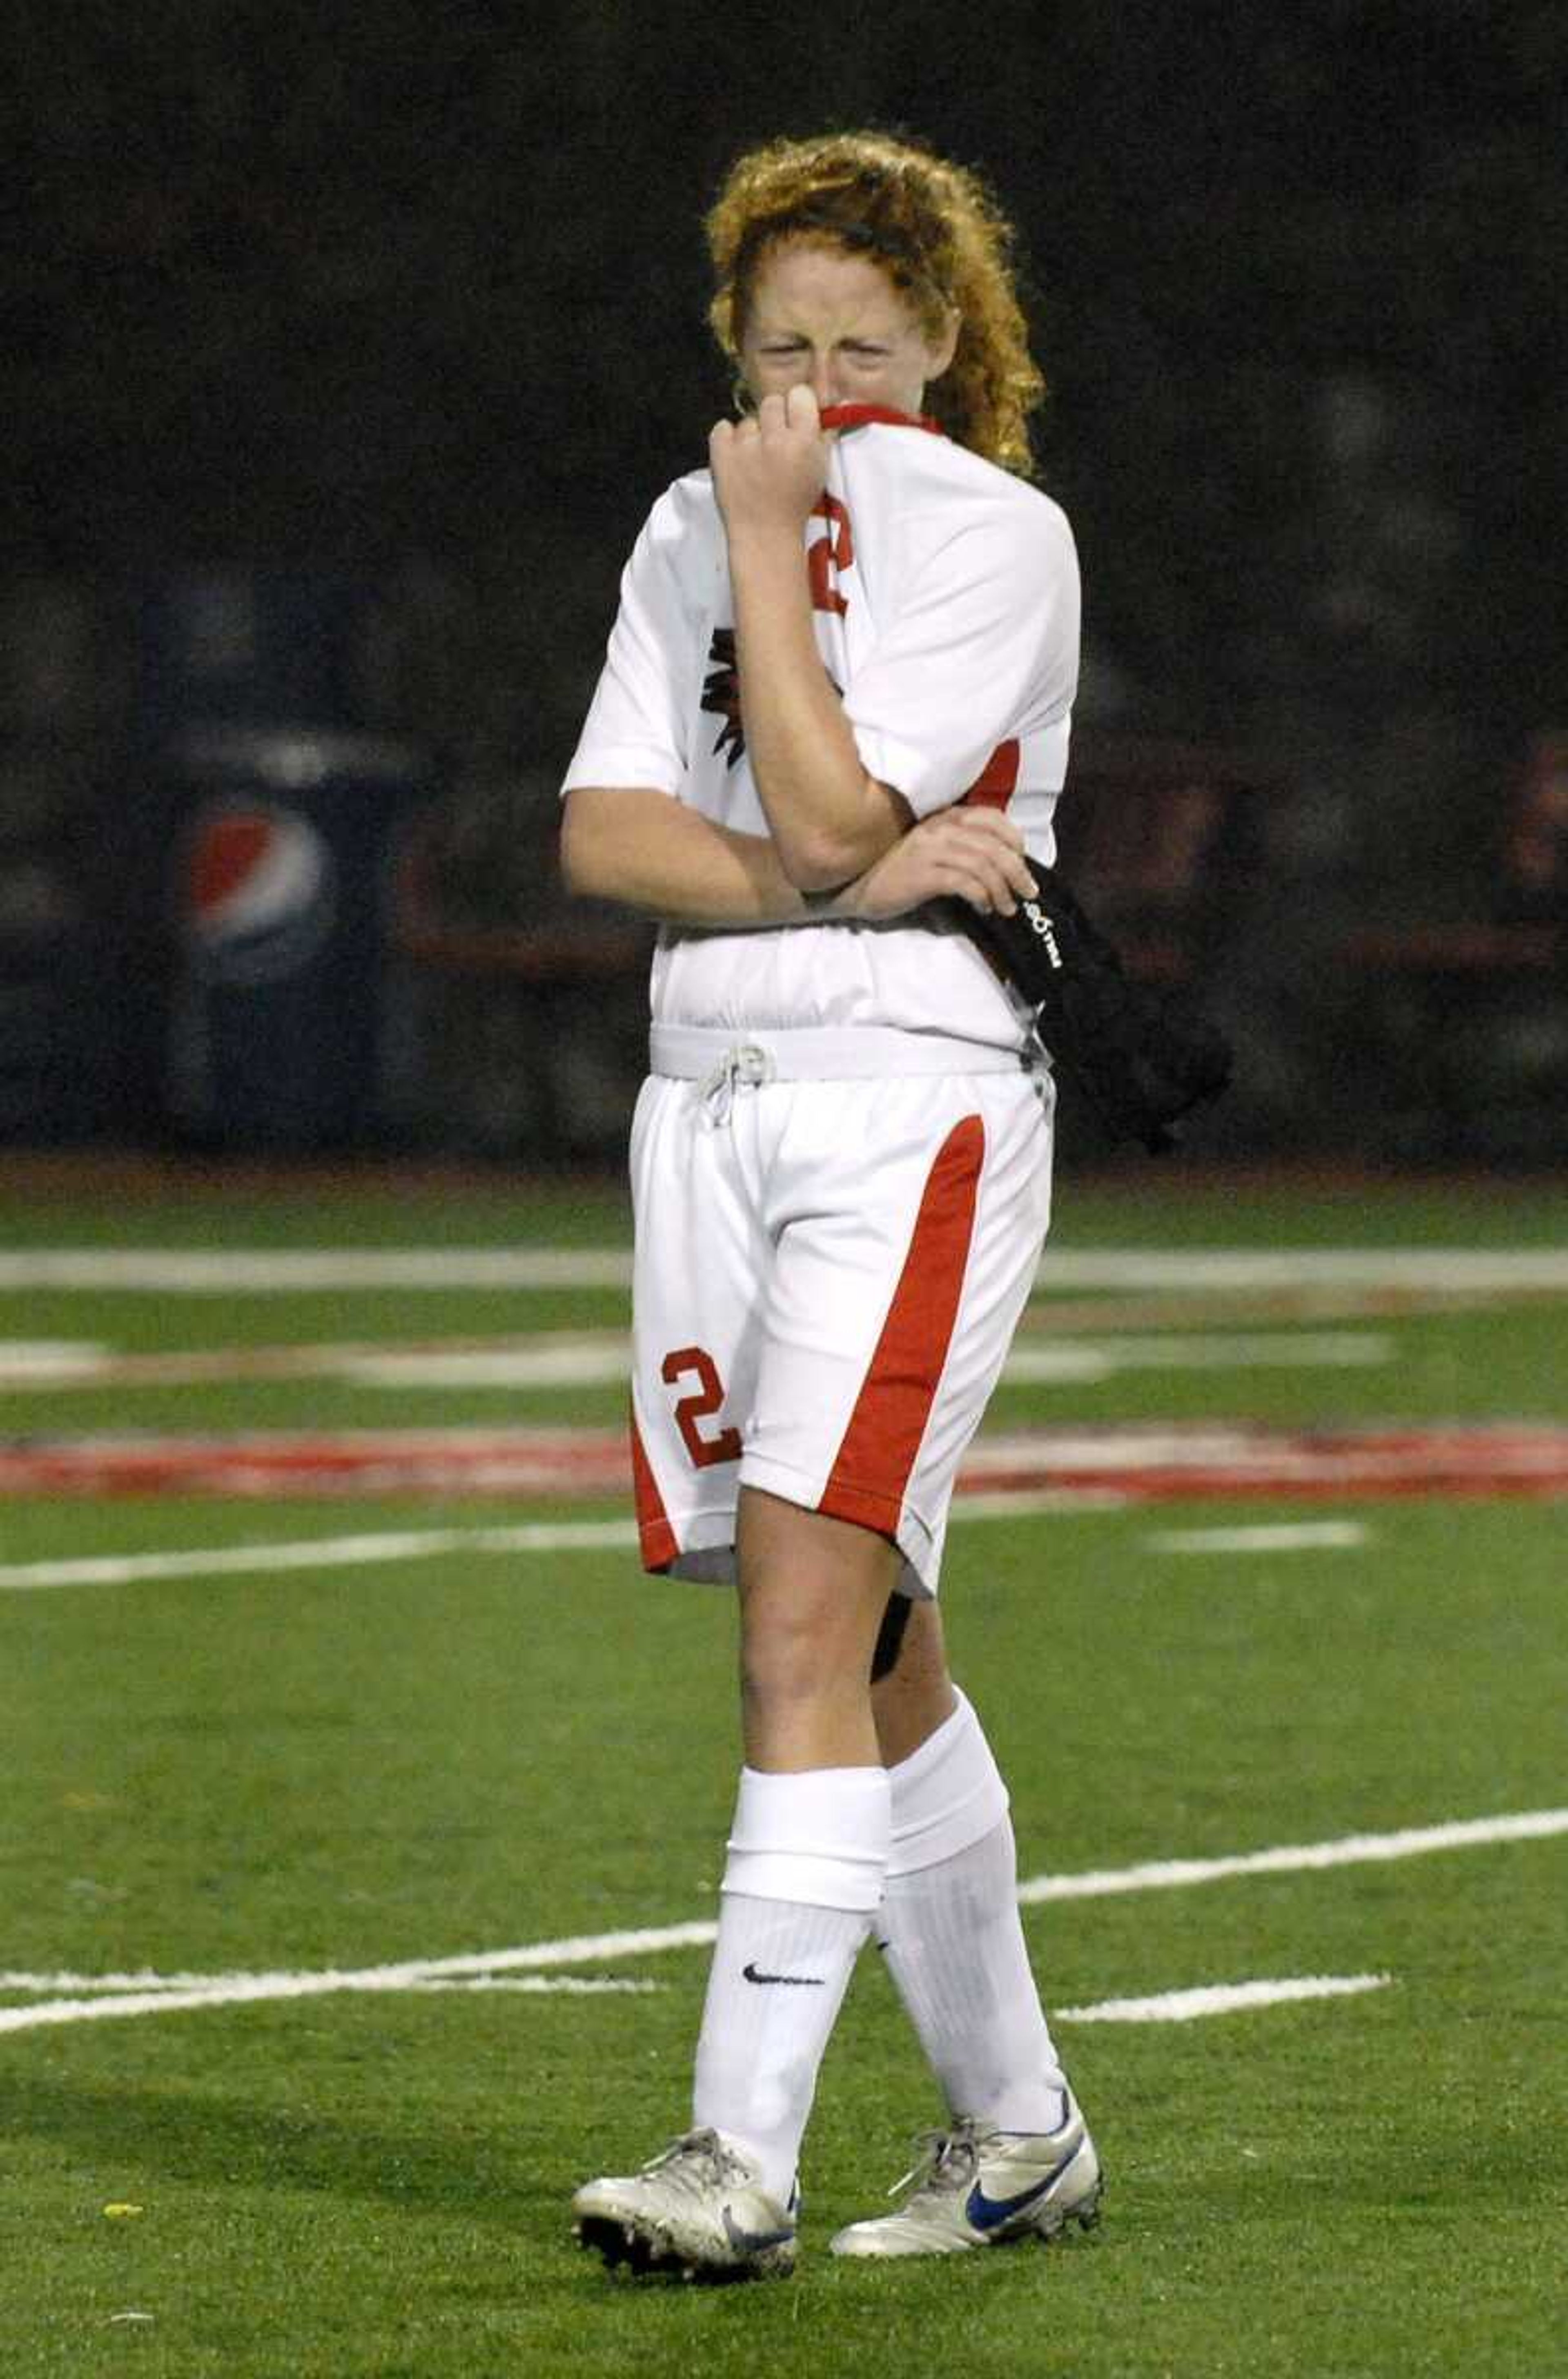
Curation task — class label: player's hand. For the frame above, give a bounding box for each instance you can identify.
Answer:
[840,806,1039,923]
[710,385,832,541]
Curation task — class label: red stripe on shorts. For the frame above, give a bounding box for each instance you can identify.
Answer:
[961,738,1020,809]
[630,1406,678,1571]
[818,1113,985,1539]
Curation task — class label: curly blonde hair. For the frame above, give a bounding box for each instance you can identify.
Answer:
[705,129,1045,479]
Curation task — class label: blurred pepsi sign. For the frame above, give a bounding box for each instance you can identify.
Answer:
[167,724,431,1150]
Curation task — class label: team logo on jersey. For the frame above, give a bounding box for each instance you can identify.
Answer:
[702,628,746,769]
[700,627,844,773]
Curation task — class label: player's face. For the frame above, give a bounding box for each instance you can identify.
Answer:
[739,238,959,418]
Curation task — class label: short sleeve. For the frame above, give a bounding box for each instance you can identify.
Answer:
[561,491,698,796]
[843,497,1080,815]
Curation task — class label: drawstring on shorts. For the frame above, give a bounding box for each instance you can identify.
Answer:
[697,1041,775,1126]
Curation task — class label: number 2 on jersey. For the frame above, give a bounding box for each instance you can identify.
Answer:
[662,1346,743,1467]
[807,495,853,617]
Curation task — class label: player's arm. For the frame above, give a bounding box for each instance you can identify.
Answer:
[709,386,910,892]
[562,782,1036,926]
[561,784,815,924]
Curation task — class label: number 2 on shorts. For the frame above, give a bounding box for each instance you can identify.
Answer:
[662,1345,742,1468]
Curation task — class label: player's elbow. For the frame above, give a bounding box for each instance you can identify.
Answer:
[773,780,910,894]
[774,828,866,896]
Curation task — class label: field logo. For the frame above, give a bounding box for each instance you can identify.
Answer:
[184,800,336,985]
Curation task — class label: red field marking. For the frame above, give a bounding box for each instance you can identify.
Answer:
[2,1422,1564,1501]
[959,1424,1568,1500]
[0,1428,625,1499]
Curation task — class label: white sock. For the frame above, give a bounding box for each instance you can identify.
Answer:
[692,1765,890,2203]
[877,1688,1067,2132]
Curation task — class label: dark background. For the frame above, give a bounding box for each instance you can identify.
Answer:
[3,0,1564,1165]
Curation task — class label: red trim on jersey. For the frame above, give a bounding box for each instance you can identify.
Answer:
[961,738,1021,810]
[819,1114,986,1539]
[630,1406,678,1571]
[819,402,945,437]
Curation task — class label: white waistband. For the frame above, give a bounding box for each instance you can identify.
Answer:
[650,1023,1027,1081]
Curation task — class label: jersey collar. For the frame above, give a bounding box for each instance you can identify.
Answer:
[818,402,946,437]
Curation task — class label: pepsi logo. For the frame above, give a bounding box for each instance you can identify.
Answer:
[183,801,336,984]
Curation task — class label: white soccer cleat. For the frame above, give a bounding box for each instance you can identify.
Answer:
[572,2127,798,2282]
[829,2092,1102,2258]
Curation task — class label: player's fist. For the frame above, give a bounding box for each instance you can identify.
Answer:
[710,385,831,540]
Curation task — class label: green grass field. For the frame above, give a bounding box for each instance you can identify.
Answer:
[1,1163,1564,2377]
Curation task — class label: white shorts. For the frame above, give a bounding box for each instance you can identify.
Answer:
[628,1031,1054,1597]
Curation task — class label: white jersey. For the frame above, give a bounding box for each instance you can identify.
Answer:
[562,410,1080,1051]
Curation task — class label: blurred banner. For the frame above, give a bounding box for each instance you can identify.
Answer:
[0,570,1561,1167]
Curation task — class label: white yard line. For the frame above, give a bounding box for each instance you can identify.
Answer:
[0,1809,1559,2036]
[1145,1521,1370,1555]
[341,1345,628,1389]
[0,1498,1129,1594]
[0,1341,111,1379]
[2,1247,1565,1295]
[0,1935,720,2035]
[0,1327,1395,1394]
[1015,1807,1568,1905]
[340,1330,1392,1392]
[0,1975,662,2034]
[1056,1973,1391,2023]
[0,1919,726,2000]
[407,1977,666,1996]
[1042,1251,1568,1293]
[0,1250,636,1292]
[0,1519,642,1591]
[1002,1332,1392,1382]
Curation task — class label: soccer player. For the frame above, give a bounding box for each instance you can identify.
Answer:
[560,129,1100,2279]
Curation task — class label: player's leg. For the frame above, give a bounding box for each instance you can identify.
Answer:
[736,1488,895,1769]
[574,1492,895,2279]
[575,1076,797,2278]
[577,1078,900,2277]
[683,1490,894,2221]
[835,1600,1100,2257]
[872,1595,1064,2123]
[831,1080,1101,2256]
[670,1078,996,2246]
[874,1600,1070,2133]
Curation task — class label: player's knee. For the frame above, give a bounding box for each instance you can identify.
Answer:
[739,1595,871,1718]
[739,1629,837,1717]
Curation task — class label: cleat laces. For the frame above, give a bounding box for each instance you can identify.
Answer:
[640,2127,756,2201]
[886,2123,981,2202]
